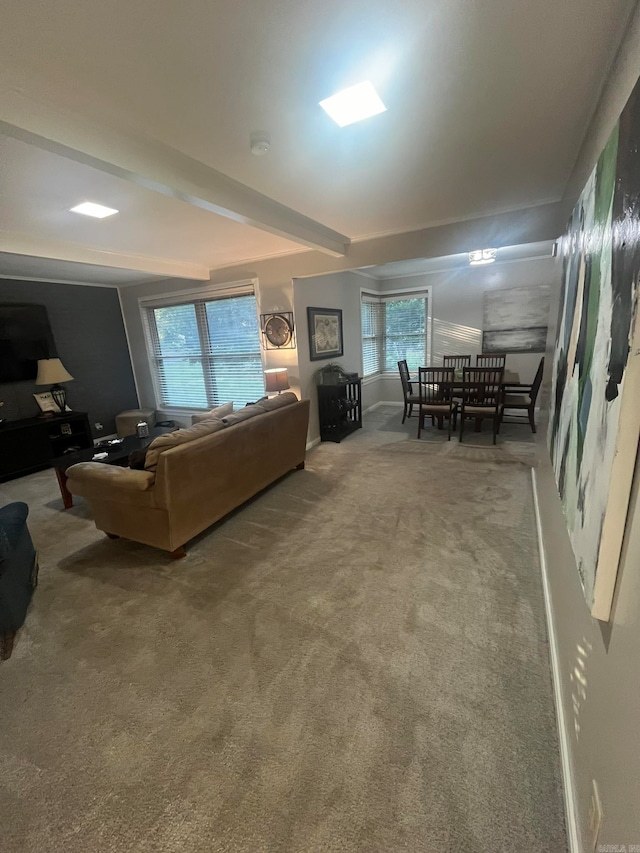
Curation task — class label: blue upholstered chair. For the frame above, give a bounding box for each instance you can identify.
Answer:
[0,502,38,660]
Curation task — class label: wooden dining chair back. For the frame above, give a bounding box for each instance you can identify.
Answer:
[443,354,471,369]
[459,367,504,444]
[476,353,506,368]
[502,356,545,433]
[417,367,458,440]
[397,359,419,424]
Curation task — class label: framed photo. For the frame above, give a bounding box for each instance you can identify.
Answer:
[33,391,59,414]
[33,392,71,414]
[307,307,344,361]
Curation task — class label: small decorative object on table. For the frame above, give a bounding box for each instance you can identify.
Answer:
[33,391,64,416]
[136,421,150,439]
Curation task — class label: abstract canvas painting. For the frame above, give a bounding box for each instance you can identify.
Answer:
[549,75,640,621]
[483,285,550,353]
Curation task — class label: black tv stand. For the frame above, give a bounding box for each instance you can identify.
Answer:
[0,412,92,481]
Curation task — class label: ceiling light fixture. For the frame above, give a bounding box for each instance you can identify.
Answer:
[469,248,497,266]
[70,202,119,219]
[319,81,387,127]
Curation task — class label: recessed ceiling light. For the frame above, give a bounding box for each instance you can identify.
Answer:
[319,81,387,127]
[70,202,119,219]
[469,248,497,266]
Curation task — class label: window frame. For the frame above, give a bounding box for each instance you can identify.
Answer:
[360,285,433,381]
[139,280,265,413]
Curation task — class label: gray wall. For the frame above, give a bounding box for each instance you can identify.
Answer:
[292,271,375,443]
[0,280,138,436]
[534,9,640,848]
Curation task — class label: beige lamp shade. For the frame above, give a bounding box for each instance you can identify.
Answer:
[35,358,74,386]
[264,367,289,393]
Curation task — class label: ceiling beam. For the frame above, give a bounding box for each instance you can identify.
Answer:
[204,200,568,288]
[0,231,211,280]
[0,87,349,257]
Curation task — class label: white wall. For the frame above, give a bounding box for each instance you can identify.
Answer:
[372,257,557,404]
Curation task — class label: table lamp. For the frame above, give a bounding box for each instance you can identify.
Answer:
[264,367,289,395]
[35,358,74,412]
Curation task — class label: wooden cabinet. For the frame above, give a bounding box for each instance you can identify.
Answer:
[317,378,362,443]
[0,412,92,481]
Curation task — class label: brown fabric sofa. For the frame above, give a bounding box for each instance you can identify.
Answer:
[66,393,310,557]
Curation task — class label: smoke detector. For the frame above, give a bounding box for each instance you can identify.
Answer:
[250,131,271,156]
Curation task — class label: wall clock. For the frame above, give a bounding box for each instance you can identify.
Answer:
[260,312,295,349]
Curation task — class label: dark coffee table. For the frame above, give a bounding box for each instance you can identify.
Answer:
[52,426,174,509]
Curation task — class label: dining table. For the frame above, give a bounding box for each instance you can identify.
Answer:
[408,368,522,432]
[409,367,520,386]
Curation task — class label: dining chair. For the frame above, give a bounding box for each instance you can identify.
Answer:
[417,367,458,440]
[459,367,504,444]
[443,355,472,369]
[501,357,544,433]
[397,359,420,424]
[476,353,506,368]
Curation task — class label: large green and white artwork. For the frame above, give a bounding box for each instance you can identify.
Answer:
[549,76,640,621]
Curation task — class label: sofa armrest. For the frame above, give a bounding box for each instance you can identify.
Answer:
[66,462,155,492]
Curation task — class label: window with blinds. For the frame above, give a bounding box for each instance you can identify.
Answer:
[143,292,264,409]
[361,292,430,377]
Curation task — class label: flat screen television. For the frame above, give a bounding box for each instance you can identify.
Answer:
[0,304,55,383]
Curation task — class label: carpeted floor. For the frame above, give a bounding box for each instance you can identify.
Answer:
[0,407,566,852]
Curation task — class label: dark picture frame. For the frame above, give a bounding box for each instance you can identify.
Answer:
[307,307,344,361]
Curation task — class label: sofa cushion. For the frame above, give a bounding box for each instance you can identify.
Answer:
[257,391,298,412]
[145,418,226,470]
[220,404,265,427]
[191,401,233,425]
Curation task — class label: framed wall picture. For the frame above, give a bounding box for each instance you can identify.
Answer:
[307,307,344,361]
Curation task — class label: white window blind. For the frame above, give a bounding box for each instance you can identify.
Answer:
[361,292,430,377]
[144,293,264,409]
[361,298,384,377]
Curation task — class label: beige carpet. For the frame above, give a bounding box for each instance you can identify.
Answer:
[0,407,566,852]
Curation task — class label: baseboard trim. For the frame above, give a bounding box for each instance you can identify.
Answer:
[306,436,321,451]
[531,468,581,853]
[363,401,404,414]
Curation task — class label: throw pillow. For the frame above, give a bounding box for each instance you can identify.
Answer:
[128,448,147,470]
[191,401,233,425]
[144,418,226,470]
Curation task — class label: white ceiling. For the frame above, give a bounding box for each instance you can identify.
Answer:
[0,0,635,283]
[0,253,159,287]
[0,135,301,269]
